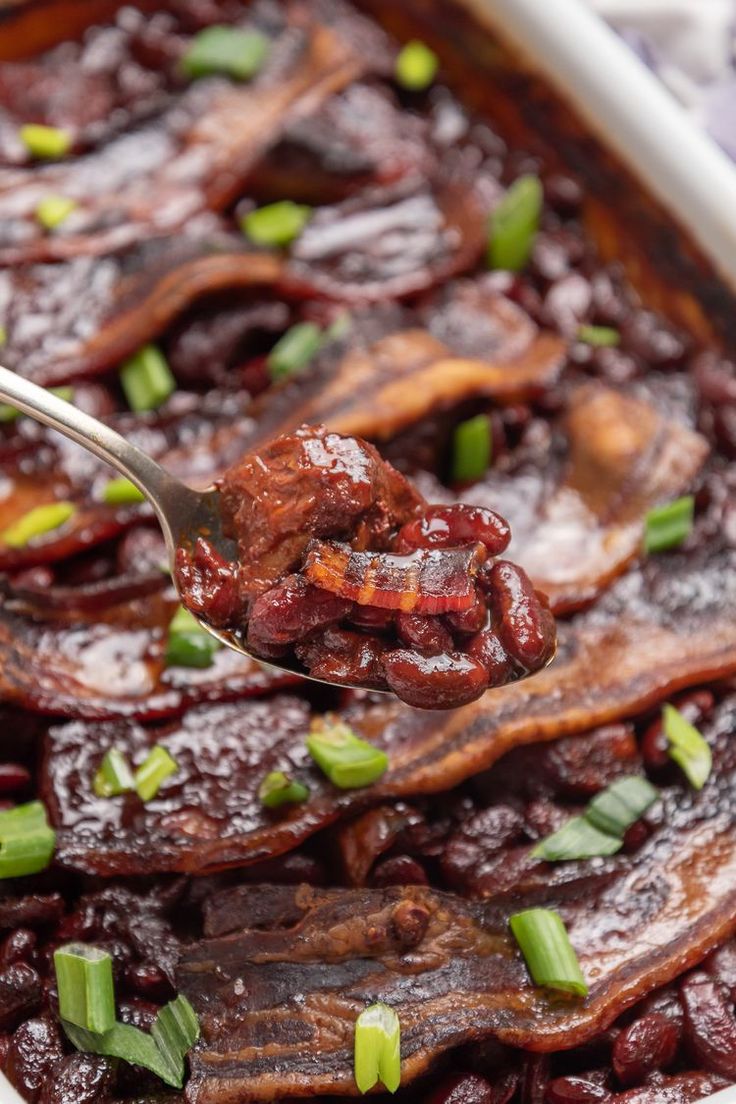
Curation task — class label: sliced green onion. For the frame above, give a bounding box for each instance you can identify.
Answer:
[1,501,75,548]
[35,195,77,230]
[452,414,492,484]
[102,478,146,506]
[120,345,175,413]
[0,326,6,347]
[307,719,388,790]
[0,800,56,879]
[165,605,221,669]
[93,748,135,798]
[532,815,623,862]
[395,40,438,91]
[241,201,312,248]
[0,385,73,424]
[577,324,620,347]
[258,770,309,808]
[509,908,587,998]
[325,311,352,342]
[134,746,178,803]
[54,944,116,1034]
[354,1002,401,1094]
[487,174,542,271]
[644,495,694,554]
[586,776,658,836]
[662,703,712,790]
[63,993,199,1089]
[20,124,72,160]
[267,322,323,382]
[182,25,269,81]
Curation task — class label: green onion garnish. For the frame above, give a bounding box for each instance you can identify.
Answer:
[1,501,76,548]
[240,201,312,248]
[63,991,199,1089]
[93,748,135,798]
[354,1002,401,1094]
[0,326,6,347]
[19,124,72,160]
[119,345,175,413]
[102,478,146,506]
[487,174,543,271]
[533,775,658,862]
[267,322,323,382]
[35,195,77,230]
[452,414,492,484]
[662,703,712,790]
[54,944,116,1034]
[0,385,73,424]
[134,746,178,803]
[307,719,388,790]
[165,605,221,669]
[182,25,269,81]
[509,908,587,998]
[395,40,438,91]
[258,770,309,809]
[644,495,694,554]
[577,325,620,347]
[0,800,56,879]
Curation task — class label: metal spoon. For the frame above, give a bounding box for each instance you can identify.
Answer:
[0,366,555,696]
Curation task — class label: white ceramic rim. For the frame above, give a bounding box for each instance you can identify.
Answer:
[3,2,736,1102]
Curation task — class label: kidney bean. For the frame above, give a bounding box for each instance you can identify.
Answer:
[38,1053,114,1104]
[441,805,525,891]
[248,574,352,648]
[542,273,592,335]
[125,961,174,1002]
[680,971,736,1078]
[0,764,30,793]
[396,611,454,654]
[612,1012,678,1086]
[397,504,510,556]
[621,310,688,368]
[350,604,395,632]
[703,939,736,996]
[445,589,489,635]
[6,1016,64,1103]
[640,690,714,770]
[545,1077,611,1103]
[427,1072,494,1104]
[544,174,583,214]
[372,854,428,887]
[487,561,555,669]
[384,649,488,709]
[0,928,36,967]
[521,1054,550,1104]
[467,628,514,685]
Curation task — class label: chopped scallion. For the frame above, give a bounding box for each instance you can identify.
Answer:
[93,748,135,798]
[509,908,587,998]
[452,414,492,484]
[644,496,694,554]
[20,124,72,160]
[241,200,312,248]
[182,25,269,81]
[0,385,73,424]
[533,775,658,862]
[134,746,178,803]
[354,1002,401,1094]
[0,800,56,879]
[120,345,175,413]
[165,605,221,669]
[577,324,620,347]
[487,175,542,271]
[307,719,388,789]
[532,815,623,863]
[1,501,75,548]
[35,195,77,230]
[54,944,116,1034]
[0,326,6,347]
[395,40,438,91]
[662,703,712,790]
[258,770,309,808]
[102,478,146,506]
[267,322,323,381]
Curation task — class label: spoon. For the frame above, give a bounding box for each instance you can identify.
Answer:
[0,366,555,696]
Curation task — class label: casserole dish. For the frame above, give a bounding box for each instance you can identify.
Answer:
[1,0,736,1101]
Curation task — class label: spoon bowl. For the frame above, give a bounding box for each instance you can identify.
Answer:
[0,366,555,698]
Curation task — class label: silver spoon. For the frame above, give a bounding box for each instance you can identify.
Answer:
[0,366,555,697]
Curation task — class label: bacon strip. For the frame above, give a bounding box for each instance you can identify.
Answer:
[179,718,736,1098]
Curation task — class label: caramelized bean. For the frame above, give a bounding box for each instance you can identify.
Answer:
[396,504,510,556]
[487,561,555,668]
[612,1013,678,1086]
[680,971,736,1079]
[384,649,488,709]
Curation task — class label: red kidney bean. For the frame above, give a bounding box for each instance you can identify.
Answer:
[542,273,592,335]
[521,1053,550,1104]
[427,1072,494,1104]
[703,939,736,996]
[396,504,511,556]
[6,1016,64,1103]
[372,854,428,887]
[248,574,353,648]
[0,963,42,1030]
[38,1053,114,1104]
[544,174,583,214]
[125,961,174,1003]
[445,588,489,635]
[0,764,31,793]
[640,690,714,770]
[467,628,514,685]
[396,611,454,654]
[612,1012,679,1086]
[680,971,736,1078]
[0,928,36,967]
[383,649,488,709]
[545,1077,611,1103]
[621,310,688,369]
[350,604,395,632]
[487,561,554,669]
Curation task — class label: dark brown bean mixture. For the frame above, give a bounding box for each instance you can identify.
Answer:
[0,0,734,1101]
